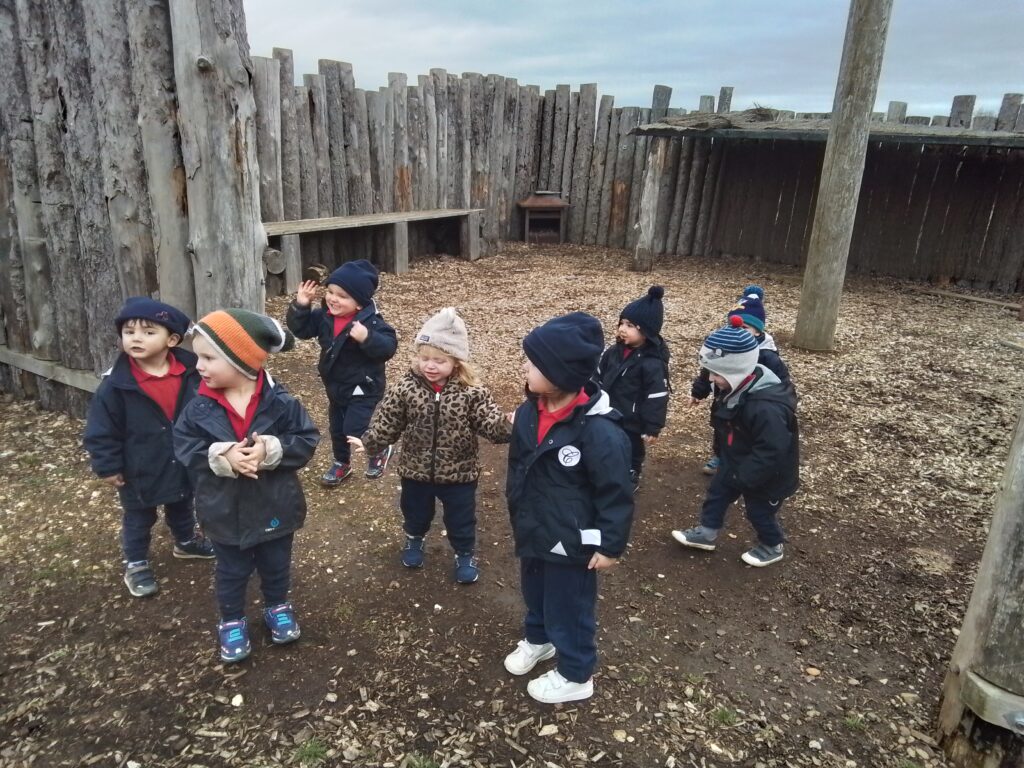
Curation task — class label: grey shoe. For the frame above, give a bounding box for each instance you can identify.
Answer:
[741,543,784,567]
[124,562,159,597]
[671,526,719,551]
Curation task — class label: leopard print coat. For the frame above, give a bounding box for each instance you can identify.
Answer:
[361,370,512,484]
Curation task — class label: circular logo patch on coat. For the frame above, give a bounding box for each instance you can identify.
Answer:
[558,445,581,467]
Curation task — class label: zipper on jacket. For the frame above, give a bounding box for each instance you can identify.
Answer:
[429,389,441,482]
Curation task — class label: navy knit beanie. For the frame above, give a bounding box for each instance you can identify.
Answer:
[621,285,665,338]
[523,312,604,393]
[326,259,379,307]
[114,297,191,339]
[727,289,766,333]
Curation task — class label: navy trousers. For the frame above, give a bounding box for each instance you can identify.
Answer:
[699,468,786,546]
[400,478,477,554]
[121,498,197,563]
[520,557,598,683]
[212,534,294,621]
[626,430,646,475]
[327,395,379,463]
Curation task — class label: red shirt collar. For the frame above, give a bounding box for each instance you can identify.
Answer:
[129,352,185,381]
[536,389,590,444]
[199,370,266,441]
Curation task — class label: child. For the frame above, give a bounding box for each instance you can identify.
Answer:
[173,309,320,663]
[691,285,790,475]
[349,308,512,583]
[84,297,213,598]
[596,286,670,489]
[286,259,397,486]
[673,324,799,567]
[503,312,634,704]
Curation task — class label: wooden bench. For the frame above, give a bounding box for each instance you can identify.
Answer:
[263,209,483,286]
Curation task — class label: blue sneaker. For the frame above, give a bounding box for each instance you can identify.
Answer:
[701,456,721,476]
[263,603,301,644]
[217,618,251,663]
[454,552,479,584]
[365,445,394,479]
[123,561,159,598]
[321,461,352,487]
[173,535,215,559]
[401,536,425,568]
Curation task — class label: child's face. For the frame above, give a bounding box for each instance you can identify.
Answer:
[742,322,763,338]
[193,335,249,390]
[417,346,455,385]
[324,284,360,317]
[523,359,557,396]
[120,320,178,362]
[709,372,731,392]
[616,319,645,348]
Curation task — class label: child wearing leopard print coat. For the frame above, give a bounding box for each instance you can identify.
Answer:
[350,308,512,584]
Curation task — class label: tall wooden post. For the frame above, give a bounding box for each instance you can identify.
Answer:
[937,402,1024,764]
[792,0,892,351]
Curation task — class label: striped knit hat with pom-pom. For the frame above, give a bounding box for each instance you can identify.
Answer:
[727,286,767,333]
[193,309,294,379]
[699,325,760,393]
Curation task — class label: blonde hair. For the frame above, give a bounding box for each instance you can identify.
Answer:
[414,344,481,387]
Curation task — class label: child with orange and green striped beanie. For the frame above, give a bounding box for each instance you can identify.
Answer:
[173,308,321,664]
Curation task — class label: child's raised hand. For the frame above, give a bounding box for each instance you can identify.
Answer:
[102,473,125,488]
[295,280,320,307]
[588,552,618,571]
[506,410,516,424]
[347,436,365,453]
[243,432,268,465]
[349,320,369,343]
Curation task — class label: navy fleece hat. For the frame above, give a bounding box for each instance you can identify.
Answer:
[326,259,379,307]
[523,312,604,393]
[727,290,766,333]
[621,285,665,338]
[114,297,191,339]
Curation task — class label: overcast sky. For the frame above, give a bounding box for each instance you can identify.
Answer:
[243,0,1023,117]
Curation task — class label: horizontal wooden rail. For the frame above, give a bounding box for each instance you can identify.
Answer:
[0,345,99,393]
[263,208,483,236]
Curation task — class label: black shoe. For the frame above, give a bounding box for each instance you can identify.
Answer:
[173,535,215,559]
[321,462,352,487]
[124,562,159,598]
[630,470,640,491]
[365,445,394,479]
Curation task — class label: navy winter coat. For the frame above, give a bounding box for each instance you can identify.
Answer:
[173,373,321,549]
[506,384,634,565]
[596,337,671,436]
[713,366,799,501]
[286,299,398,402]
[84,350,200,509]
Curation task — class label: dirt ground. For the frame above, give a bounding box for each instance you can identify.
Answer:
[3,244,1023,768]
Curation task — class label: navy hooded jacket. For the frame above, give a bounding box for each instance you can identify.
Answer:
[84,349,200,509]
[506,384,634,565]
[173,373,321,549]
[596,337,671,436]
[286,299,397,402]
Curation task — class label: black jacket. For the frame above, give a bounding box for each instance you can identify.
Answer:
[173,374,321,549]
[286,299,398,402]
[84,350,200,509]
[597,338,671,436]
[506,384,634,565]
[713,366,799,501]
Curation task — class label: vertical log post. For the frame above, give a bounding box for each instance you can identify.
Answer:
[390,73,411,212]
[318,60,350,217]
[568,84,597,242]
[793,0,893,351]
[273,47,301,290]
[717,86,733,113]
[168,0,265,314]
[633,138,667,272]
[949,95,976,128]
[996,93,1023,131]
[583,95,613,245]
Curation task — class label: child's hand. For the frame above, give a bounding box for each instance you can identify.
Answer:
[101,473,125,488]
[349,320,369,343]
[347,436,365,453]
[506,411,515,424]
[642,434,658,445]
[225,441,260,479]
[588,552,618,570]
[295,280,320,307]
[689,397,703,406]
[242,433,268,465]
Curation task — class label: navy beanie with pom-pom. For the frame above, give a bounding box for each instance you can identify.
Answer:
[620,285,665,338]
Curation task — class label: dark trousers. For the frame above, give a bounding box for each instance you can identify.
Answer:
[212,534,294,621]
[327,395,379,463]
[626,430,646,475]
[520,558,598,683]
[121,498,196,563]
[699,469,786,546]
[400,478,477,554]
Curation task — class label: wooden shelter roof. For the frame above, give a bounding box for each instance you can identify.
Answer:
[632,108,1024,148]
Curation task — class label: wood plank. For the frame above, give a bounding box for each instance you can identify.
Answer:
[464,73,487,214]
[678,136,711,255]
[717,87,733,114]
[583,95,613,245]
[692,136,724,255]
[419,74,438,210]
[456,76,472,208]
[949,94,976,128]
[996,94,1022,131]
[460,210,481,261]
[273,49,302,221]
[338,62,371,215]
[666,138,694,252]
[549,84,570,193]
[568,85,597,242]
[699,95,715,112]
[512,85,539,240]
[703,138,731,257]
[317,60,349,216]
[559,90,579,205]
[499,77,520,240]
[389,73,411,212]
[294,85,320,264]
[597,108,621,246]
[633,138,667,271]
[653,138,682,254]
[303,74,334,217]
[0,344,98,392]
[445,76,462,208]
[431,68,449,208]
[483,74,505,247]
[610,106,638,249]
[989,151,1024,291]
[252,57,283,223]
[364,90,389,213]
[651,85,672,121]
[886,100,907,122]
[538,89,555,190]
[265,209,485,235]
[628,108,651,248]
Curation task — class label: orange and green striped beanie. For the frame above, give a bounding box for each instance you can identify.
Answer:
[194,309,294,379]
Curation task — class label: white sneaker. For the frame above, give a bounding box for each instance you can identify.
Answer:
[527,669,594,704]
[503,639,556,676]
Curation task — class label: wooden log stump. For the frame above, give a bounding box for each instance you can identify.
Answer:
[318,59,350,216]
[633,138,667,272]
[583,95,613,246]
